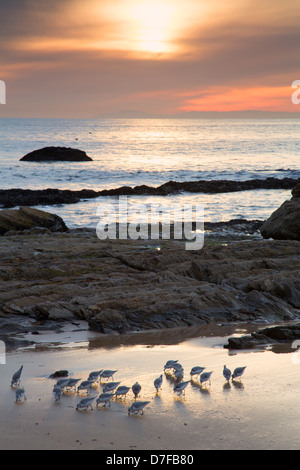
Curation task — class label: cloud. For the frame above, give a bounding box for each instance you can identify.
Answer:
[1,0,299,116]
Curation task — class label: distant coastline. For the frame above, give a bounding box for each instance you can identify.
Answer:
[93,110,300,120]
[1,111,300,120]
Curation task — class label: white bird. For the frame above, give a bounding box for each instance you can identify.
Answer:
[11,365,23,387]
[128,401,150,415]
[223,365,231,382]
[190,366,205,377]
[103,381,121,393]
[154,374,163,392]
[76,396,96,411]
[115,386,130,398]
[173,381,190,395]
[77,380,95,394]
[200,371,213,386]
[132,382,142,399]
[15,388,26,402]
[232,366,247,381]
[100,370,117,381]
[96,392,115,407]
[53,385,63,401]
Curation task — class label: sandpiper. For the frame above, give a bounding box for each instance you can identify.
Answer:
[128,401,150,415]
[11,366,23,388]
[232,366,247,380]
[76,396,97,411]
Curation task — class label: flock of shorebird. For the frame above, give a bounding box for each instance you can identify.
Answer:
[10,361,247,416]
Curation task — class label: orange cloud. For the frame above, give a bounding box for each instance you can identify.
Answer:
[178,86,297,112]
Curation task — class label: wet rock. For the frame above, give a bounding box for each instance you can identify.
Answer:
[0,206,68,235]
[225,323,300,349]
[20,146,92,162]
[49,370,69,378]
[98,177,299,196]
[0,234,299,337]
[260,186,300,241]
[1,179,298,209]
[291,183,300,198]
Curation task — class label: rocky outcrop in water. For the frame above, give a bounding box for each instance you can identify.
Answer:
[0,232,299,337]
[260,184,300,241]
[0,206,68,235]
[0,178,299,208]
[225,323,300,350]
[98,177,299,196]
[20,146,93,162]
[0,188,99,209]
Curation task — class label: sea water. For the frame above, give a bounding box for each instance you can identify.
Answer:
[0,118,299,228]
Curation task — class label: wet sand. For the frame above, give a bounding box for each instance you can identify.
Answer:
[1,323,300,450]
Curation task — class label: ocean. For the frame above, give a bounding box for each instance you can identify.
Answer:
[0,117,299,229]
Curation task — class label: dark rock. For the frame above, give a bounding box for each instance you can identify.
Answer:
[98,177,299,197]
[260,186,300,240]
[0,188,98,209]
[1,179,298,209]
[20,146,93,162]
[1,234,300,337]
[291,183,300,198]
[49,370,69,378]
[0,206,68,235]
[225,323,300,349]
[3,337,35,350]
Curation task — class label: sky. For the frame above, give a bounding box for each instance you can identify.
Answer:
[0,0,300,118]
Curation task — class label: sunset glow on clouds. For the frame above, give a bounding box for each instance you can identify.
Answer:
[0,0,299,117]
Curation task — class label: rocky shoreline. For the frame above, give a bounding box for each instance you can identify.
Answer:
[0,230,299,350]
[0,176,298,208]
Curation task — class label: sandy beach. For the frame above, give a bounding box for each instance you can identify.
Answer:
[1,318,300,451]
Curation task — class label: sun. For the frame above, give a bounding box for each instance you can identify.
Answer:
[129,1,177,54]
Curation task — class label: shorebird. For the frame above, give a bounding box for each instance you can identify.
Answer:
[103,381,121,393]
[115,385,130,398]
[128,401,150,415]
[164,360,179,370]
[190,366,205,378]
[172,362,183,371]
[100,370,117,381]
[223,365,232,382]
[65,378,81,391]
[96,392,115,407]
[88,370,103,382]
[132,382,142,399]
[56,378,71,389]
[154,374,163,392]
[76,396,96,411]
[77,380,95,394]
[174,368,184,381]
[200,371,213,386]
[53,385,63,401]
[11,365,23,387]
[232,366,247,381]
[173,381,190,395]
[15,388,26,402]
